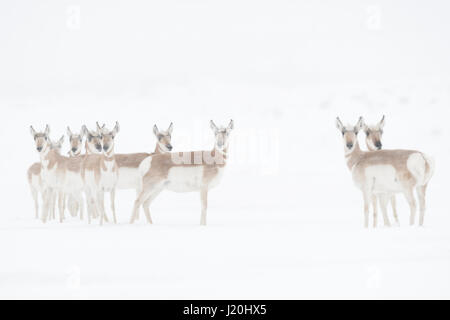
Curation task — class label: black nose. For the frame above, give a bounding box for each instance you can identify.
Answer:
[103,145,109,151]
[375,141,382,149]
[167,145,173,151]
[72,147,77,152]
[37,147,43,152]
[346,143,353,149]
[96,144,102,151]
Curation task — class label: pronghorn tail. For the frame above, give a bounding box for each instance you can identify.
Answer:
[407,152,435,187]
[422,153,435,186]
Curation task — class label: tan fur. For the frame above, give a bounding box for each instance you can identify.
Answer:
[27,162,41,183]
[337,117,434,227]
[115,153,150,168]
[131,120,233,225]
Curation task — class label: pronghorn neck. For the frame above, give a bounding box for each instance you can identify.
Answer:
[69,149,81,157]
[39,143,51,161]
[103,147,115,161]
[345,141,363,171]
[154,144,165,154]
[214,145,229,164]
[85,141,95,155]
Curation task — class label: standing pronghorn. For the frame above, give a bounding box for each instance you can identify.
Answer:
[27,134,64,220]
[131,120,234,225]
[336,117,434,228]
[115,123,173,221]
[30,126,86,223]
[82,122,120,225]
[66,126,86,218]
[81,124,104,221]
[362,116,399,227]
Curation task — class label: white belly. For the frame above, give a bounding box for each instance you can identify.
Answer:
[208,167,225,189]
[364,165,403,194]
[30,173,43,191]
[117,167,141,190]
[42,165,62,189]
[166,166,204,193]
[64,171,84,193]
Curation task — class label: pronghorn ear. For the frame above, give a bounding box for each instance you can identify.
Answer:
[80,126,85,138]
[30,126,36,137]
[227,119,234,131]
[153,124,159,136]
[67,126,73,137]
[45,125,50,136]
[96,122,102,132]
[210,120,218,133]
[355,117,364,133]
[377,115,385,130]
[113,121,120,136]
[58,135,65,146]
[82,125,88,136]
[167,122,173,134]
[335,117,344,133]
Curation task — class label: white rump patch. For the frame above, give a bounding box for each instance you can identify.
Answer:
[407,153,427,186]
[139,156,152,177]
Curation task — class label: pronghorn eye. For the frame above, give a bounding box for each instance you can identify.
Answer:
[365,131,370,137]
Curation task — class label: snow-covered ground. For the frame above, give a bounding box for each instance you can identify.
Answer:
[1,0,450,299]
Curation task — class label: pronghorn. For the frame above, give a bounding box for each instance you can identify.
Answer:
[82,122,120,225]
[27,134,64,220]
[114,123,173,221]
[362,116,399,227]
[81,124,104,220]
[66,126,86,218]
[30,125,86,223]
[131,120,234,225]
[336,117,434,228]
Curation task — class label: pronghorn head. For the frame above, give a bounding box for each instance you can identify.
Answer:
[82,124,103,154]
[336,117,363,153]
[362,115,385,151]
[97,121,120,154]
[67,126,85,156]
[153,123,173,152]
[30,125,50,154]
[210,120,234,152]
[48,135,65,154]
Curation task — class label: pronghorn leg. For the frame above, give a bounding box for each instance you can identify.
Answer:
[31,187,39,219]
[142,188,163,224]
[50,191,56,221]
[98,191,108,225]
[110,189,117,224]
[417,184,428,226]
[75,192,84,221]
[62,193,67,219]
[42,188,53,223]
[371,195,378,228]
[379,194,390,227]
[200,188,208,226]
[391,195,399,225]
[131,184,155,224]
[135,189,141,221]
[363,191,370,228]
[58,191,65,223]
[404,189,417,226]
[131,190,149,224]
[380,195,391,227]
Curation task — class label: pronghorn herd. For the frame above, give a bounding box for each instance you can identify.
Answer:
[336,116,435,228]
[28,116,434,228]
[28,120,234,226]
